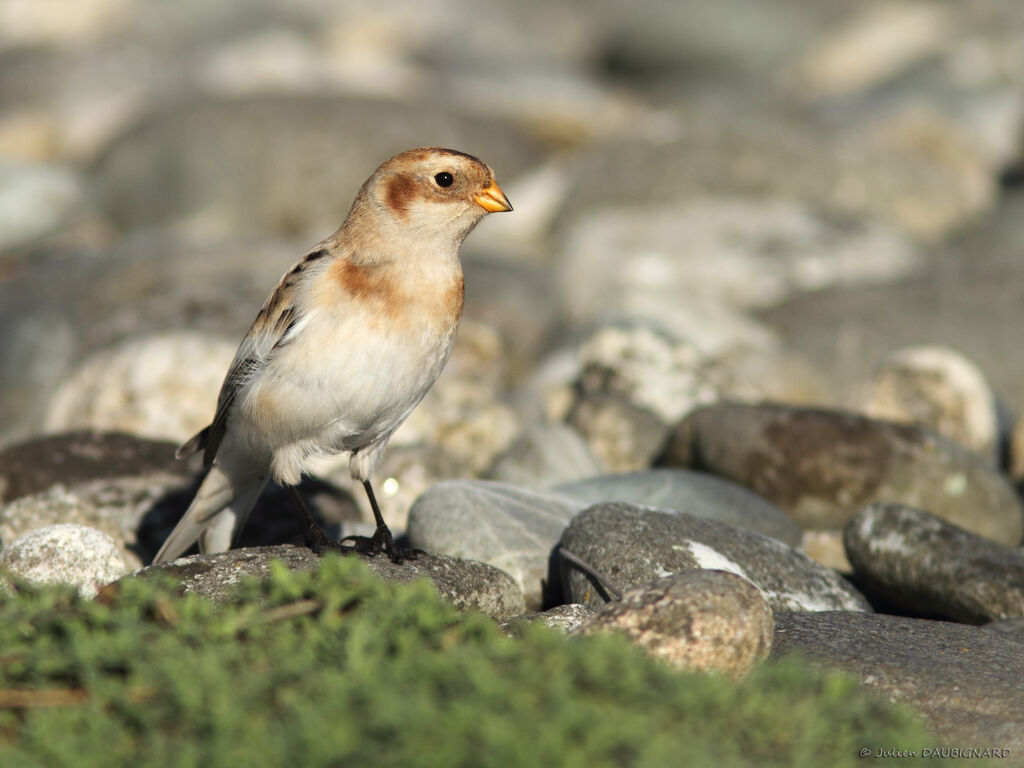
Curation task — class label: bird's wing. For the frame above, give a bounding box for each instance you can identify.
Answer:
[176,246,331,466]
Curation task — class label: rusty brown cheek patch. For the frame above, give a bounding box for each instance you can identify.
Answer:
[384,174,418,218]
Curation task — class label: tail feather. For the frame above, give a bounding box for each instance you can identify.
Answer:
[175,426,209,460]
[153,463,267,564]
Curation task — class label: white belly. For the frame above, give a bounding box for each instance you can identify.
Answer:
[235,303,458,484]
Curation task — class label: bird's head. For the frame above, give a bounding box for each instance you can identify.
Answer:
[352,147,512,249]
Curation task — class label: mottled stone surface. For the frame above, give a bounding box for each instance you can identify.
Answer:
[0,523,128,598]
[843,503,1024,623]
[577,569,773,678]
[559,503,869,612]
[857,345,1001,463]
[43,332,235,443]
[661,402,1024,543]
[131,545,524,618]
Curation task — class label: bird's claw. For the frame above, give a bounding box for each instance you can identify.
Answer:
[337,527,421,564]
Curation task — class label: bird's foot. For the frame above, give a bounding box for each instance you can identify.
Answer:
[304,523,352,557]
[338,525,422,564]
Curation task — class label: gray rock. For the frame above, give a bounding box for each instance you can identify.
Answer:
[589,0,845,81]
[0,306,75,447]
[661,402,1024,544]
[783,2,1024,172]
[699,343,831,409]
[487,422,603,489]
[553,468,803,548]
[360,551,525,620]
[559,503,870,613]
[577,569,773,679]
[131,545,322,602]
[843,503,1024,623]
[498,603,595,637]
[0,523,128,598]
[406,479,585,606]
[771,610,1024,752]
[133,545,523,618]
[983,618,1024,644]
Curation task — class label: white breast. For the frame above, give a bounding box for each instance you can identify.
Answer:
[233,257,463,485]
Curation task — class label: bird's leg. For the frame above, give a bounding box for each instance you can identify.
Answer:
[286,485,349,555]
[338,479,419,564]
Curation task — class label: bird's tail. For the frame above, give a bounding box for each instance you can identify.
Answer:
[152,462,268,564]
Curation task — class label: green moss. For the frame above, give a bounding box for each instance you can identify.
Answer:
[0,556,944,767]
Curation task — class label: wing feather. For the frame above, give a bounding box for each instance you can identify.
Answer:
[184,246,331,466]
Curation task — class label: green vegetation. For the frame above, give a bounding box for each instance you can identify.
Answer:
[0,556,941,767]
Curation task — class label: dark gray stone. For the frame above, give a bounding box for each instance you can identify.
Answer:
[844,503,1024,623]
[407,480,585,606]
[771,611,1024,752]
[553,469,802,547]
[130,545,524,618]
[577,569,773,678]
[661,402,1024,544]
[0,431,190,505]
[559,503,870,612]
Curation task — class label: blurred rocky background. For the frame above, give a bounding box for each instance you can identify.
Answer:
[3,0,1024,748]
[3,0,1023,486]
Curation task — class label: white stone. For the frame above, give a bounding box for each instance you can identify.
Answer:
[0,523,128,598]
[44,331,237,443]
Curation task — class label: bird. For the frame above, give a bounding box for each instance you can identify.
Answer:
[153,147,512,564]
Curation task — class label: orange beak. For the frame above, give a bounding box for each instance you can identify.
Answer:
[474,182,513,213]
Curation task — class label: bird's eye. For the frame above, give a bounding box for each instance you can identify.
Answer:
[434,172,454,188]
